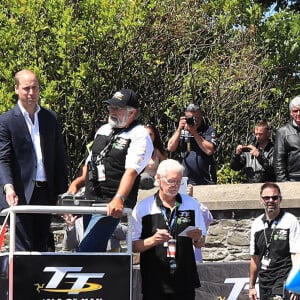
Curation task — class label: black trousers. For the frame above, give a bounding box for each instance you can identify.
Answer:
[15,185,52,251]
[259,286,299,300]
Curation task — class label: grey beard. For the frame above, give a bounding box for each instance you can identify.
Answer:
[165,190,179,197]
[108,117,126,128]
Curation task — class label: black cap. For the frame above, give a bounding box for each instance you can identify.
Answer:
[104,89,139,108]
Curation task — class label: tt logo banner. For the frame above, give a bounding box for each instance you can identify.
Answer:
[34,267,105,294]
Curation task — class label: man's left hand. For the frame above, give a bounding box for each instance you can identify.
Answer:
[107,197,124,218]
[186,227,202,241]
[186,124,198,136]
[247,144,260,157]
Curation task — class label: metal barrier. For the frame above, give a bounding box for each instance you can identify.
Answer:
[0,205,133,300]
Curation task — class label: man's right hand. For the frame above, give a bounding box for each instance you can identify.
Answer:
[62,214,78,228]
[67,183,79,195]
[178,116,187,130]
[248,287,258,299]
[5,184,18,206]
[235,144,244,155]
[153,228,172,246]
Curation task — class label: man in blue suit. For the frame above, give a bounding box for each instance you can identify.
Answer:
[0,69,68,251]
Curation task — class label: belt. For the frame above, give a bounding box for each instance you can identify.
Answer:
[34,181,48,188]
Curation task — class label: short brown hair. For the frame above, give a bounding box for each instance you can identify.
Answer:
[14,69,37,86]
[260,182,281,196]
[255,119,271,131]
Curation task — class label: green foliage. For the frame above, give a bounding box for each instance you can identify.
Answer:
[217,163,246,184]
[1,0,300,183]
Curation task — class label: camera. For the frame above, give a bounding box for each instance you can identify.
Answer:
[239,134,257,153]
[185,116,195,126]
[241,147,250,152]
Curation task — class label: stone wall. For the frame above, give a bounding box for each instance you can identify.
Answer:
[138,182,300,263]
[202,218,252,262]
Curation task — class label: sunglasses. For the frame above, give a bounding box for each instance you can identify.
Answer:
[107,106,126,112]
[261,195,281,201]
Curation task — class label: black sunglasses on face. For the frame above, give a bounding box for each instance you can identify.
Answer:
[261,195,281,201]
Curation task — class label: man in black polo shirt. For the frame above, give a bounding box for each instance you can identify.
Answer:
[249,182,300,300]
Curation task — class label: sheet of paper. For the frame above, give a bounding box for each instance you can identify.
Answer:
[178,226,199,237]
[179,177,188,194]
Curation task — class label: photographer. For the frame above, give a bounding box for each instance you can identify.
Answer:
[168,104,218,185]
[230,120,275,183]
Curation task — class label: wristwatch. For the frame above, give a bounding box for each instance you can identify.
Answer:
[115,194,126,202]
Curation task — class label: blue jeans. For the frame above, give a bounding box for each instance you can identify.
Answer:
[77,214,120,252]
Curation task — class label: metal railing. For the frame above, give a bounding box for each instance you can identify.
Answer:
[1,204,133,300]
[1,205,133,256]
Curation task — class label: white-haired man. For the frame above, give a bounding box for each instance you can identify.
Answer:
[274,96,300,181]
[132,159,206,300]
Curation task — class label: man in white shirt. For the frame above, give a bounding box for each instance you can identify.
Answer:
[0,69,68,251]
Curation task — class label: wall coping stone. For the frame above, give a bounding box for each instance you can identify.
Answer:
[138,182,300,211]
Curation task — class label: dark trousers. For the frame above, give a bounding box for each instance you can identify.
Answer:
[77,215,120,252]
[259,286,297,300]
[15,185,51,251]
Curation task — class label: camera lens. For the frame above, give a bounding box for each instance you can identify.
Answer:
[185,117,195,126]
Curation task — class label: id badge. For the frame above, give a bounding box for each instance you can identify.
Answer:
[167,239,176,258]
[97,164,106,181]
[261,255,271,270]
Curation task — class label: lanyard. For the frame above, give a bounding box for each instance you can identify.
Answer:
[96,132,119,164]
[263,220,278,257]
[160,201,180,236]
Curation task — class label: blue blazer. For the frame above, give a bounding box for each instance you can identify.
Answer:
[0,104,68,209]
